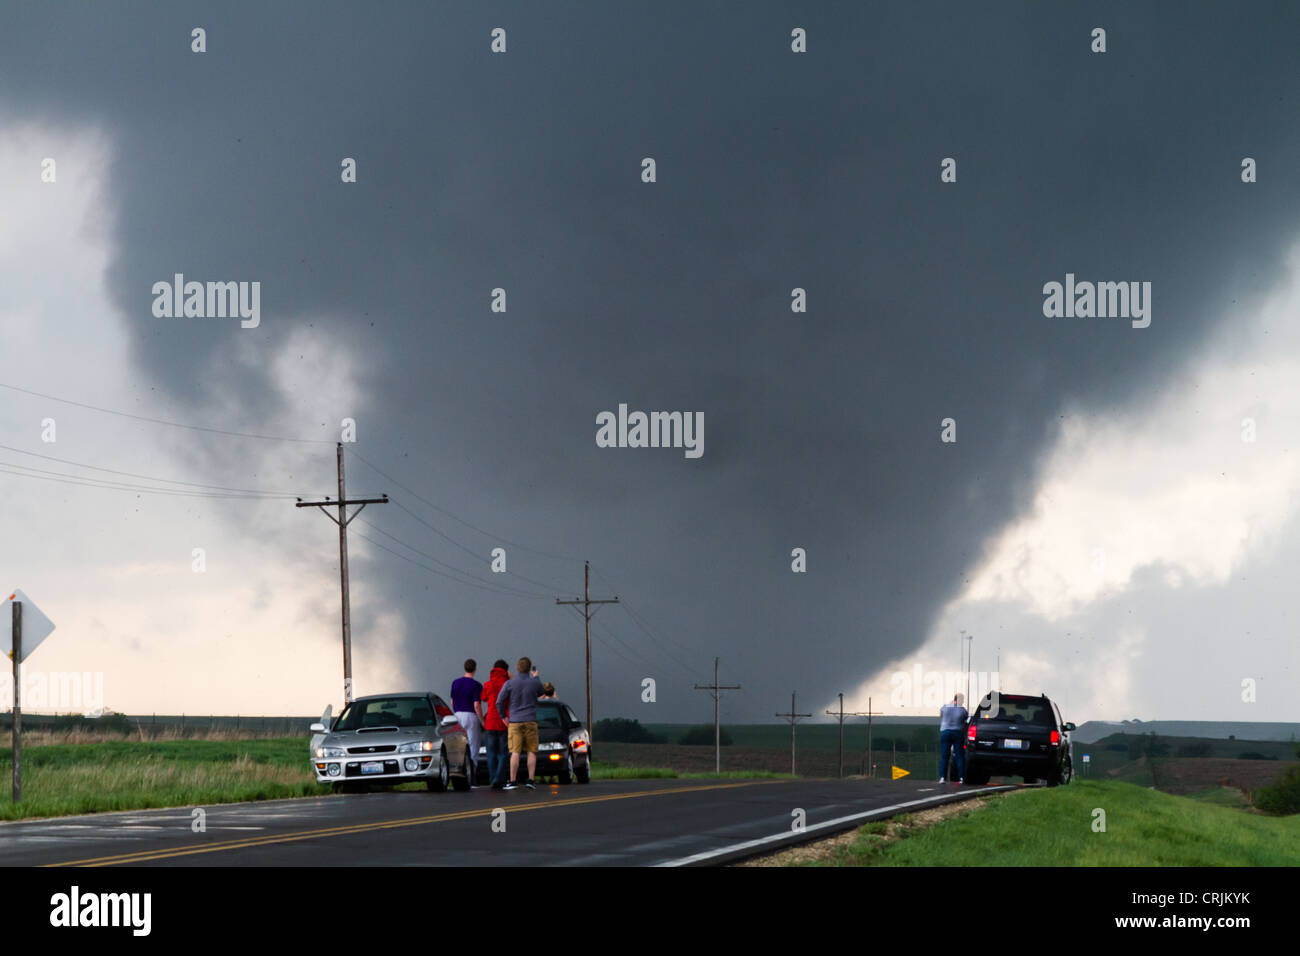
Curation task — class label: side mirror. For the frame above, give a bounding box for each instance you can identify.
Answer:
[1063,722,1076,732]
[310,722,326,733]
[440,714,459,727]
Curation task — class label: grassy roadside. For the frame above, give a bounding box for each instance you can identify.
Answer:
[797,780,1300,866]
[0,738,788,821]
[0,738,327,820]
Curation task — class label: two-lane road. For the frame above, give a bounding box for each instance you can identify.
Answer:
[1,777,1017,866]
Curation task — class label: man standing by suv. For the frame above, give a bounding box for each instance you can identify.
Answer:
[497,656,544,790]
[481,659,511,790]
[939,692,968,783]
[451,660,483,789]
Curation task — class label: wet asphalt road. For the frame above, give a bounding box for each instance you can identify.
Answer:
[0,777,1018,867]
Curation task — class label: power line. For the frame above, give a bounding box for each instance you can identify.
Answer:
[0,442,300,498]
[0,461,284,500]
[351,515,556,599]
[386,497,569,594]
[348,528,554,601]
[0,381,333,444]
[345,447,586,565]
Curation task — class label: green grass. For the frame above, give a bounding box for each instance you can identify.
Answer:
[0,738,792,820]
[1188,786,1251,809]
[808,780,1300,866]
[0,738,329,820]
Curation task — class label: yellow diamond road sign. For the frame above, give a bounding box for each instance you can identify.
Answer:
[892,765,910,780]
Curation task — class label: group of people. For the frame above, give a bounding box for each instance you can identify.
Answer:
[448,657,557,791]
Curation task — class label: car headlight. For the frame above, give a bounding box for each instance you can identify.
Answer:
[398,740,435,753]
[315,747,345,758]
[538,742,565,751]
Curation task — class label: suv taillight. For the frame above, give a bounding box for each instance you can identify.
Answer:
[1050,729,1060,746]
[967,723,977,742]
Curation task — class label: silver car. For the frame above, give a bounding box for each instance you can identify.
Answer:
[310,692,473,793]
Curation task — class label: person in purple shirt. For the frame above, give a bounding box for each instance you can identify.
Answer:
[450,660,483,788]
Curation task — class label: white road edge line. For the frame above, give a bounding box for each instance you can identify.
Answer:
[654,785,1016,867]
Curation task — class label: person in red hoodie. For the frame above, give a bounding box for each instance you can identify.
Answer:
[480,660,512,790]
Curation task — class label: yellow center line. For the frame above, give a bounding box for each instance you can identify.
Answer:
[42,779,784,867]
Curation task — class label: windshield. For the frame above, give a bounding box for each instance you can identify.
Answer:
[334,697,434,731]
[535,702,564,729]
[975,695,1052,725]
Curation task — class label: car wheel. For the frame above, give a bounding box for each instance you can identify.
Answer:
[452,748,472,791]
[576,754,592,784]
[1049,757,1073,787]
[427,749,449,792]
[559,751,574,784]
[964,764,989,786]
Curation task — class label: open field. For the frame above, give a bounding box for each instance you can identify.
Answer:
[0,736,789,821]
[789,780,1300,866]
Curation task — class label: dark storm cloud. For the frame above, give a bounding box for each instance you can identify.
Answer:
[4,1,1299,718]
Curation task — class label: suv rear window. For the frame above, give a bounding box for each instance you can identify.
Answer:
[975,695,1052,725]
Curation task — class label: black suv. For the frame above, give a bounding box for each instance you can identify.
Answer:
[962,692,1075,786]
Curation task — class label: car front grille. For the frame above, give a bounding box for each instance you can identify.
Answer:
[347,744,397,754]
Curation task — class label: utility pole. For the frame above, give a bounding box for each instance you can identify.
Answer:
[296,442,387,704]
[555,561,618,737]
[859,696,884,777]
[966,633,974,705]
[827,694,875,778]
[776,691,811,776]
[693,657,740,773]
[828,693,845,778]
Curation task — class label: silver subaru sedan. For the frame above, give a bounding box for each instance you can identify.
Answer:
[311,692,473,793]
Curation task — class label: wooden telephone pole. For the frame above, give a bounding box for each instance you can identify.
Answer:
[555,561,618,736]
[694,657,740,772]
[776,691,811,776]
[296,443,387,704]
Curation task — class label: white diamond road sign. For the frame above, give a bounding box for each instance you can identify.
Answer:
[1,589,56,662]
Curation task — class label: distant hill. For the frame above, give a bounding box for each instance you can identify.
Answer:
[1073,720,1300,744]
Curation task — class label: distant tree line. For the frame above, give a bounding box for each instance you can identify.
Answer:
[593,718,736,746]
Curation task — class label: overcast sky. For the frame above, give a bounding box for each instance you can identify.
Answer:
[1,2,1297,726]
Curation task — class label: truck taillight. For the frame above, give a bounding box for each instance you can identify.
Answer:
[1050,730,1060,746]
[967,724,977,741]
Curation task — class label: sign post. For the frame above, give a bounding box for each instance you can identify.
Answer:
[3,589,56,804]
[10,600,19,803]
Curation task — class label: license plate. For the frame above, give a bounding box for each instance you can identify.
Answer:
[360,761,384,774]
[1002,739,1024,749]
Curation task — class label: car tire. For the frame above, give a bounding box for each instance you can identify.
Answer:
[559,751,574,784]
[964,764,989,786]
[575,754,592,784]
[427,749,450,792]
[1047,757,1072,787]
[452,748,472,792]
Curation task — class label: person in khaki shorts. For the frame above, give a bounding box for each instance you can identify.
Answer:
[496,656,544,790]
